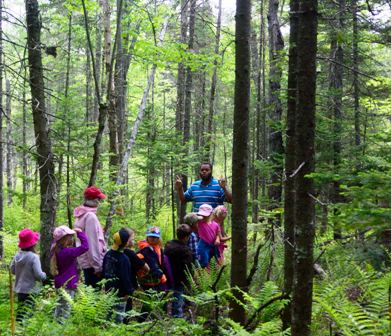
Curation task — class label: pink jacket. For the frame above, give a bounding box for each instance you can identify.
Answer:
[74,205,107,273]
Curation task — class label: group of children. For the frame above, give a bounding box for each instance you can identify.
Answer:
[10,187,230,323]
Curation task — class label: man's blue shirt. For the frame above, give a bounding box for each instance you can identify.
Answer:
[184,177,225,212]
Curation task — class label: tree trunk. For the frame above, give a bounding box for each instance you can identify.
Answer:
[105,19,169,238]
[81,0,108,186]
[267,0,284,219]
[329,0,345,239]
[175,0,188,133]
[0,0,3,259]
[282,0,299,327]
[25,0,57,274]
[106,0,119,182]
[65,14,73,228]
[179,0,196,224]
[22,62,29,209]
[230,0,251,325]
[6,78,12,205]
[93,10,102,122]
[352,0,360,146]
[291,0,318,335]
[204,0,222,161]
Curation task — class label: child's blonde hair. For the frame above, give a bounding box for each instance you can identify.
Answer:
[50,235,74,276]
[213,206,228,219]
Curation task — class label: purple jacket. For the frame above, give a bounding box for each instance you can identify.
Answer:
[54,231,89,289]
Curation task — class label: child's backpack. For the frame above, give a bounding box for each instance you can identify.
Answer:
[136,246,165,287]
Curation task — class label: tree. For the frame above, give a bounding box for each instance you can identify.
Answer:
[230,0,251,325]
[290,0,318,334]
[282,0,298,328]
[0,0,3,259]
[25,0,57,273]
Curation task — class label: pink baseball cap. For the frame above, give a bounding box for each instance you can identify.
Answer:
[53,225,76,242]
[18,228,40,249]
[197,204,213,217]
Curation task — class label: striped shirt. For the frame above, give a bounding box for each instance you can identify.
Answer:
[184,178,225,212]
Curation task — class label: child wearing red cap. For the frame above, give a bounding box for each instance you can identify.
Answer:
[50,225,89,320]
[10,228,47,321]
[74,186,107,287]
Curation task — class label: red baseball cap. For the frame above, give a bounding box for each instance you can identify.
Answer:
[84,186,107,200]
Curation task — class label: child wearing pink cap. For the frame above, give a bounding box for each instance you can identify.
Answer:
[50,225,89,320]
[10,228,46,321]
[196,204,222,268]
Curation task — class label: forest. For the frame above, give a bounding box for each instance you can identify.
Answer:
[0,0,390,335]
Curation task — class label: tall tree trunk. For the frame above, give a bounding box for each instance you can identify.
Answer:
[352,0,360,146]
[6,78,12,205]
[175,0,188,133]
[267,0,284,219]
[180,0,196,224]
[282,0,298,329]
[93,11,102,122]
[230,0,251,325]
[291,0,318,335]
[204,0,222,161]
[65,14,73,228]
[330,0,345,239]
[86,39,92,123]
[114,0,126,163]
[0,0,3,259]
[105,18,169,238]
[146,87,156,224]
[81,0,108,186]
[22,63,29,209]
[25,0,57,274]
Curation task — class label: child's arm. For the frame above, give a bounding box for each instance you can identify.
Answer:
[215,232,221,246]
[32,254,46,281]
[10,257,16,274]
[66,230,89,258]
[221,236,231,242]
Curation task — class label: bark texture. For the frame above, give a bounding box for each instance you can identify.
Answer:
[230,0,251,325]
[282,0,299,329]
[25,0,57,274]
[291,0,318,335]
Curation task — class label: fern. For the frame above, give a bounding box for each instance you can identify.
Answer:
[313,263,390,336]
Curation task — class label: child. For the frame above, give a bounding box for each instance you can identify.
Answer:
[10,228,46,322]
[123,228,150,321]
[196,204,222,268]
[136,226,167,290]
[50,225,89,320]
[212,206,231,263]
[136,226,167,321]
[164,224,193,318]
[102,228,134,323]
[183,213,202,265]
[74,186,107,288]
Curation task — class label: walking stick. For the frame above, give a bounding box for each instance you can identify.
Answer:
[8,266,15,336]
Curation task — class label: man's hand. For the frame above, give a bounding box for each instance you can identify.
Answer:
[218,177,227,190]
[175,175,183,190]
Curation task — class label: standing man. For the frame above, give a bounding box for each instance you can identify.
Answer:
[175,162,232,212]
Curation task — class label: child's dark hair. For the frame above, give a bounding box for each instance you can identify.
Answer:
[176,224,192,240]
[21,245,36,252]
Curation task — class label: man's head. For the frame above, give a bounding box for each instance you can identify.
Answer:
[199,162,213,182]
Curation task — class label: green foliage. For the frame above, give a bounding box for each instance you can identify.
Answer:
[313,266,390,336]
